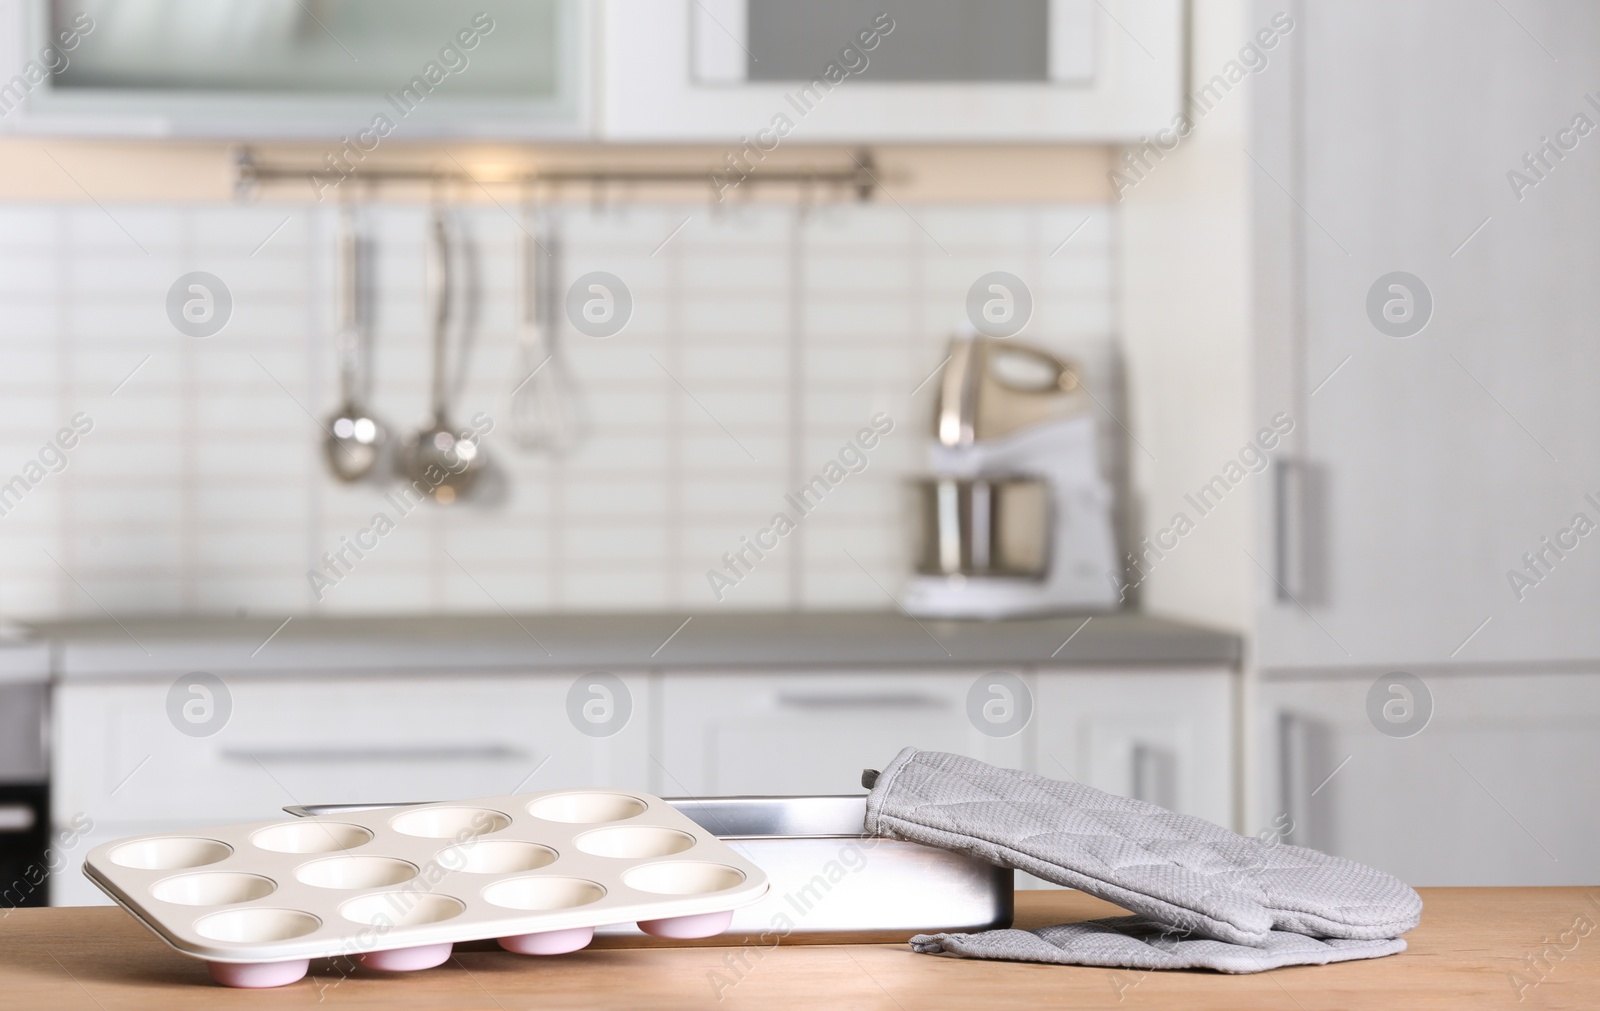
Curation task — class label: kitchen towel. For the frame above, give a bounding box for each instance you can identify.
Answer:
[863,747,1420,971]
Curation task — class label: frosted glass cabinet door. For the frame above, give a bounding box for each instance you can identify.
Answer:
[1254,0,1600,666]
[3,0,588,137]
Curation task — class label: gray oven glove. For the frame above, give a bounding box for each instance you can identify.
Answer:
[863,748,1419,969]
[909,917,1407,973]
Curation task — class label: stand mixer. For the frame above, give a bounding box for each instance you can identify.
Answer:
[903,332,1120,618]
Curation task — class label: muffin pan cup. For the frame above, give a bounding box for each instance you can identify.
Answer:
[83,790,769,981]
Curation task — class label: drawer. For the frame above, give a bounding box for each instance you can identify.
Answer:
[657,670,1032,796]
[53,674,653,826]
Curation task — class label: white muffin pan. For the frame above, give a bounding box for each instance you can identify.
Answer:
[83,790,770,988]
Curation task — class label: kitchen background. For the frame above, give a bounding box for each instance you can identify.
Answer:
[0,200,1123,614]
[2,0,1599,914]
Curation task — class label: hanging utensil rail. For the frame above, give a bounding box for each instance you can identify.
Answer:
[232,147,884,201]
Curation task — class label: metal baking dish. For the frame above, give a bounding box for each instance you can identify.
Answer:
[286,795,1012,940]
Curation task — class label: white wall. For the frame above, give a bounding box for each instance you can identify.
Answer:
[1119,0,1261,635]
[1118,0,1263,828]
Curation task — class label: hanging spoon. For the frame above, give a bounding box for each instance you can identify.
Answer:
[398,207,485,504]
[323,205,384,481]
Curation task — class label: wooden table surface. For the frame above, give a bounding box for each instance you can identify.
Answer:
[3,888,1596,1009]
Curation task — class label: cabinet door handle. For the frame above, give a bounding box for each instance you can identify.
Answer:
[1277,710,1315,847]
[1273,458,1302,602]
[1131,743,1155,803]
[775,692,948,710]
[1130,743,1175,810]
[221,745,527,764]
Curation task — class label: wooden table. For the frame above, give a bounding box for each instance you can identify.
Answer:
[3,888,1596,1009]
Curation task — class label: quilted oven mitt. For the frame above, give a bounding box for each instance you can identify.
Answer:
[906,917,1407,973]
[863,747,1420,972]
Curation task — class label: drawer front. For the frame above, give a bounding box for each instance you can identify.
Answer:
[657,671,1032,797]
[54,674,653,826]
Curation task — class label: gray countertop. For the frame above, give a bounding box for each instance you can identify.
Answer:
[26,611,1240,679]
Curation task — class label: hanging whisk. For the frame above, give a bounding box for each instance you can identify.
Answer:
[510,206,583,453]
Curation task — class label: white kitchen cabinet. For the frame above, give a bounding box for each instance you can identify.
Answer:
[51,663,1239,904]
[1034,669,1234,829]
[51,672,653,905]
[1,0,591,138]
[53,673,652,828]
[7,0,1181,143]
[656,666,1234,892]
[601,0,1183,141]
[1259,671,1600,886]
[654,670,1032,796]
[1252,0,1600,667]
[655,667,1234,827]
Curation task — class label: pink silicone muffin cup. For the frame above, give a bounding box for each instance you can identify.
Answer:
[207,959,310,988]
[498,926,595,955]
[637,909,734,939]
[356,942,454,971]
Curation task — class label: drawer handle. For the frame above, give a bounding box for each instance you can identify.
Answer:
[221,745,527,764]
[775,693,948,710]
[0,804,38,833]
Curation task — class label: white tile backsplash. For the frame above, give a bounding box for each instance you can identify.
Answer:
[0,200,1119,619]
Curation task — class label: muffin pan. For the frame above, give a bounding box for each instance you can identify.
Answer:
[82,790,770,988]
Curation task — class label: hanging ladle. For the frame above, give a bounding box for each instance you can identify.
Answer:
[322,206,385,480]
[398,207,485,504]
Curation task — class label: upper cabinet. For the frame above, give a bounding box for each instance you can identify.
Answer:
[1,0,1181,141]
[601,0,1183,141]
[0,0,591,137]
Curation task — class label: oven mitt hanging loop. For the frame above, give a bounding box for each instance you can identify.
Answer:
[863,748,1420,972]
